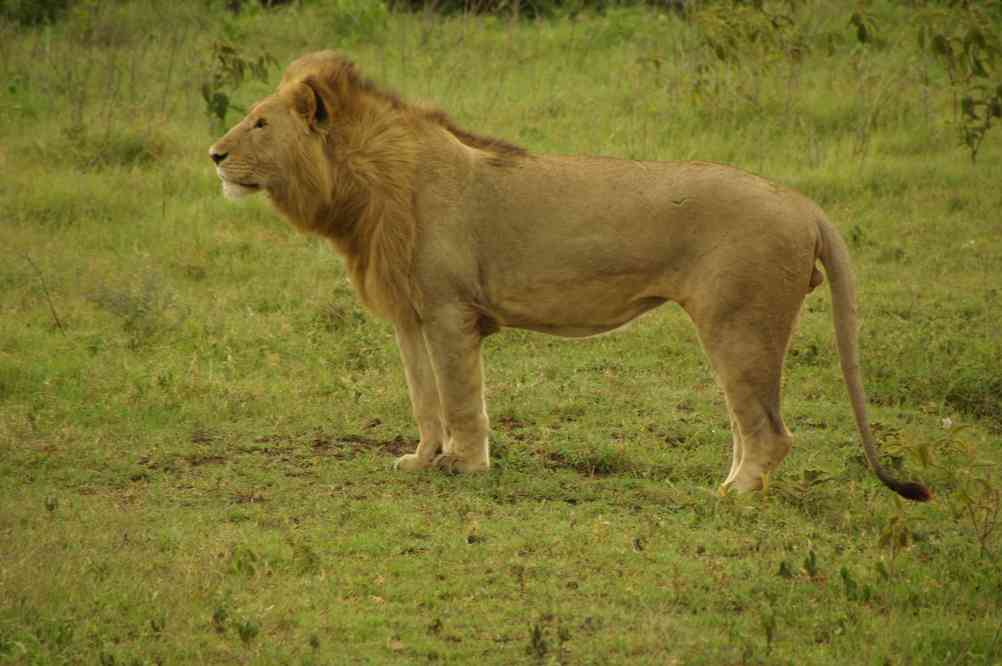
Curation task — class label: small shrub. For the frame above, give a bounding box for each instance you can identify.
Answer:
[88,274,185,349]
[690,0,809,64]
[236,619,259,644]
[917,4,1002,163]
[933,428,1001,562]
[317,0,390,44]
[392,0,683,19]
[202,41,277,132]
[0,0,71,26]
[46,127,170,171]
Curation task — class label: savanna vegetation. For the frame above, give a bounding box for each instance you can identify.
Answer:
[1,0,1001,663]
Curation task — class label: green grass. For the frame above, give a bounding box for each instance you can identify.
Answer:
[2,1,1002,664]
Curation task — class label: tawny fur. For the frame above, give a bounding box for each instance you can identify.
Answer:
[209,50,929,502]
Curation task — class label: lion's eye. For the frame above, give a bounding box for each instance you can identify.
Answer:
[253,118,267,129]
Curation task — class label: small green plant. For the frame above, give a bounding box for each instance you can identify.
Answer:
[918,3,1002,163]
[20,253,67,336]
[236,619,259,644]
[893,423,1000,562]
[201,41,277,132]
[954,477,1001,561]
[777,559,794,578]
[878,496,916,575]
[319,0,390,43]
[687,0,820,117]
[691,0,808,65]
[211,606,229,634]
[0,0,71,26]
[802,549,820,578]
[936,427,1001,561]
[527,622,548,659]
[88,274,185,349]
[848,8,880,46]
[839,566,858,600]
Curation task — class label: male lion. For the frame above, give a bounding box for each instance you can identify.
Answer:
[209,50,930,501]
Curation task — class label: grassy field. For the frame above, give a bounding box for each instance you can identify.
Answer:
[2,1,1001,663]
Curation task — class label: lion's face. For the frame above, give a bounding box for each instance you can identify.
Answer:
[209,93,313,201]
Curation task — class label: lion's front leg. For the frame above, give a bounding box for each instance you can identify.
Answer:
[393,322,446,471]
[420,305,490,474]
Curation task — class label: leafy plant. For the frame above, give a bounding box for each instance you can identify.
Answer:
[691,0,809,65]
[236,618,259,644]
[848,8,879,46]
[320,0,390,43]
[932,426,1001,561]
[918,3,1002,163]
[88,274,186,349]
[954,474,1001,561]
[201,41,276,132]
[0,0,71,26]
[878,496,915,576]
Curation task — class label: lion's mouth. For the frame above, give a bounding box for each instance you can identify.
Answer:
[219,176,262,200]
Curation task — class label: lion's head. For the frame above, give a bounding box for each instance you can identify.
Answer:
[208,53,350,210]
[208,51,421,316]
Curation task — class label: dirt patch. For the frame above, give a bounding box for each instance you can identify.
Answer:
[542,449,628,477]
[495,415,529,431]
[233,491,267,504]
[184,454,226,466]
[311,434,414,458]
[190,428,216,444]
[494,415,531,442]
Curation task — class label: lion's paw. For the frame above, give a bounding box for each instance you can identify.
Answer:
[721,471,766,494]
[433,453,490,474]
[393,454,434,472]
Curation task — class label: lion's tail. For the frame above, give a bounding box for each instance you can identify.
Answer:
[816,218,932,502]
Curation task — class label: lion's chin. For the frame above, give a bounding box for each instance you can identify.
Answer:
[221,180,262,200]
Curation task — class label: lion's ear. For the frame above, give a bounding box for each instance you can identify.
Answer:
[290,79,330,133]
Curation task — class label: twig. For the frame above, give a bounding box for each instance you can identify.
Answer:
[21,253,67,336]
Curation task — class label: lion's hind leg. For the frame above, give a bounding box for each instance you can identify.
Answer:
[720,389,793,494]
[712,345,794,493]
[686,281,804,494]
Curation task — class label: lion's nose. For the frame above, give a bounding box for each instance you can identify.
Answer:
[209,149,228,165]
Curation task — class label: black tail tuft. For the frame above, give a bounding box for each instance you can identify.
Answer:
[893,481,933,502]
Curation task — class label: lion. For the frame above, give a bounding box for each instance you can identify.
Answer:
[209,50,930,501]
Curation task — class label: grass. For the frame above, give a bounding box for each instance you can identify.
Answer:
[2,1,1001,664]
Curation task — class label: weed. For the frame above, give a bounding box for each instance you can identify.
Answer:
[918,4,1002,163]
[0,0,70,26]
[803,549,820,578]
[211,606,229,634]
[236,618,259,644]
[88,273,185,349]
[928,426,1002,561]
[527,622,548,660]
[879,497,916,576]
[760,608,777,655]
[19,253,66,336]
[201,41,277,132]
[319,0,391,44]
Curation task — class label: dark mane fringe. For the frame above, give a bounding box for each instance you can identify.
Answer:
[423,109,528,158]
[338,57,528,161]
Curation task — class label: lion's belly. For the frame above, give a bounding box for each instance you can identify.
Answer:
[483,273,670,338]
[499,298,668,338]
